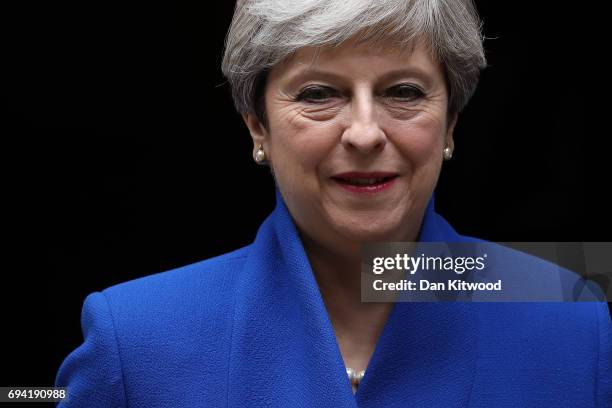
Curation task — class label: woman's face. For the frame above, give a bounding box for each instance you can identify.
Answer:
[243,37,456,251]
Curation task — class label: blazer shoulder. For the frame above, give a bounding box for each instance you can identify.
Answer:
[94,245,252,341]
[56,246,253,407]
[103,244,251,300]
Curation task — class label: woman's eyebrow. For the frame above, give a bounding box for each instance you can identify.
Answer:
[284,67,434,89]
[377,68,434,86]
[283,68,346,88]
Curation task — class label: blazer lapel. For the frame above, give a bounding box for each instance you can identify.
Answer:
[227,189,478,408]
[227,188,358,407]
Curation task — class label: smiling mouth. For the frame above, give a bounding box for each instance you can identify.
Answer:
[330,173,400,194]
[332,176,397,186]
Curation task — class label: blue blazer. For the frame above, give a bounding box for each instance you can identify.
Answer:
[56,188,612,407]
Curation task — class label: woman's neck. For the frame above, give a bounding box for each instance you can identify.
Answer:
[300,230,398,365]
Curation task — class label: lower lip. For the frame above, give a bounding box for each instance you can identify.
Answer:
[332,176,398,194]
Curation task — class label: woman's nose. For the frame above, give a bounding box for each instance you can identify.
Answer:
[340,92,387,153]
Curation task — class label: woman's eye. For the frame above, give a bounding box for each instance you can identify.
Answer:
[387,84,424,100]
[296,86,337,103]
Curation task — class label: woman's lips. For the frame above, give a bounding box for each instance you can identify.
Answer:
[331,172,399,194]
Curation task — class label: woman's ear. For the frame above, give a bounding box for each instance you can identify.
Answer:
[242,113,266,142]
[242,112,269,158]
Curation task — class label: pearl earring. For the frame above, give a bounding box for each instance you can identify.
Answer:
[443,146,453,161]
[254,144,267,165]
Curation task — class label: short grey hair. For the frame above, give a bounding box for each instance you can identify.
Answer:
[221,0,487,126]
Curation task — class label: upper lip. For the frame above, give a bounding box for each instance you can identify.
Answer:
[332,171,399,179]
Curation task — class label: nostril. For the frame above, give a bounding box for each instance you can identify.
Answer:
[341,130,387,152]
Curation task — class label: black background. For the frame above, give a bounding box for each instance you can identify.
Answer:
[4,0,610,395]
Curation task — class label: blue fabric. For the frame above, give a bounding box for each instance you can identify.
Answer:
[56,188,612,407]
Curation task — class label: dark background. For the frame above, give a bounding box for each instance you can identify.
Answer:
[4,0,610,396]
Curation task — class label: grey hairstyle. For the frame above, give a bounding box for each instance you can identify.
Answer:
[221,0,487,125]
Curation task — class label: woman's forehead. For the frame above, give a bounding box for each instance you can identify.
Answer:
[270,38,441,84]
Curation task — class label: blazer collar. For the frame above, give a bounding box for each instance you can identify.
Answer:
[227,187,478,407]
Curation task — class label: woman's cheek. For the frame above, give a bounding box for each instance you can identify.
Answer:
[282,125,340,168]
[392,118,446,165]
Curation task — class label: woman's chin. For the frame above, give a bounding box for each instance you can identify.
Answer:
[324,205,411,242]
[335,222,405,243]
